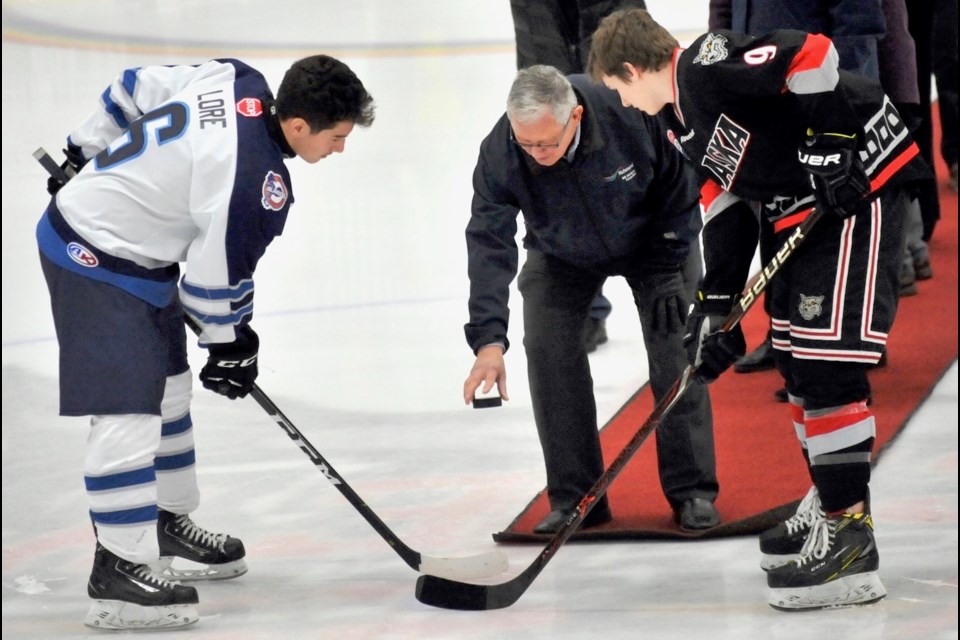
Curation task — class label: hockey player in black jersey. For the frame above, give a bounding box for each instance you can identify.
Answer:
[587,8,929,610]
[38,55,374,630]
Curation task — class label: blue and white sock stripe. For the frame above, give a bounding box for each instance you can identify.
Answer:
[85,465,158,527]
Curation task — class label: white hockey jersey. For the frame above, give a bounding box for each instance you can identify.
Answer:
[36,59,294,344]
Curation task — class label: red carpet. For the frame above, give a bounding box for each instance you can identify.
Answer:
[495,116,959,543]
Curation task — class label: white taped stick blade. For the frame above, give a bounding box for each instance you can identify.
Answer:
[418,549,509,580]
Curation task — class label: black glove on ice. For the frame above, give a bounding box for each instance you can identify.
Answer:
[798,132,870,219]
[200,324,259,399]
[644,270,687,338]
[683,293,746,383]
[46,145,87,196]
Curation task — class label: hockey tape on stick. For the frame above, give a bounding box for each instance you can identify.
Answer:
[34,147,71,183]
[33,146,507,581]
[415,209,824,610]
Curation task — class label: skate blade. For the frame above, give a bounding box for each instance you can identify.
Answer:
[154,557,248,582]
[768,571,887,611]
[85,599,199,630]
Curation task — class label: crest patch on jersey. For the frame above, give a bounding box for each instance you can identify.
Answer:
[694,34,729,65]
[237,98,263,118]
[798,293,824,321]
[261,171,288,211]
[67,242,98,268]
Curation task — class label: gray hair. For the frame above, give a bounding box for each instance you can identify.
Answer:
[506,65,577,125]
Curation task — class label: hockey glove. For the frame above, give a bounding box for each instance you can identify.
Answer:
[683,293,746,383]
[644,270,687,338]
[46,145,87,196]
[798,131,871,219]
[200,324,259,400]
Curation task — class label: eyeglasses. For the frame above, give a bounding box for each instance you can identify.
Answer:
[511,112,574,151]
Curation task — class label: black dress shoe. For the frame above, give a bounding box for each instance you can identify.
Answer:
[673,498,720,531]
[733,336,775,373]
[533,506,613,534]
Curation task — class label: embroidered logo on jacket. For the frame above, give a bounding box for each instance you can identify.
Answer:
[798,293,824,320]
[67,242,98,267]
[261,171,288,211]
[237,98,263,118]
[694,34,729,65]
[602,163,637,182]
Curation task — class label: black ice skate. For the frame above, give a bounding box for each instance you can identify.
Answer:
[85,543,199,630]
[759,485,821,570]
[766,511,886,611]
[154,509,247,581]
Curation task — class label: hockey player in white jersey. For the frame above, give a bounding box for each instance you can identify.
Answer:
[37,55,375,630]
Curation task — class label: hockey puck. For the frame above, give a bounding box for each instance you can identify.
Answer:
[472,396,502,409]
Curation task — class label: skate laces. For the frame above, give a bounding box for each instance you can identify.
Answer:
[783,486,822,535]
[795,514,833,565]
[131,563,178,589]
[173,514,228,551]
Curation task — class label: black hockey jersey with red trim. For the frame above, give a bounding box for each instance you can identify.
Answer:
[662,29,927,208]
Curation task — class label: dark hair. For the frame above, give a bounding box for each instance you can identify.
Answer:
[587,9,678,82]
[276,55,375,132]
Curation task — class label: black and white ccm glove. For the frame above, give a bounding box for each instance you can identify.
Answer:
[200,325,259,399]
[799,131,871,219]
[683,293,746,383]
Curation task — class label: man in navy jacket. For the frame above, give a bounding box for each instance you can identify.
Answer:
[461,65,720,533]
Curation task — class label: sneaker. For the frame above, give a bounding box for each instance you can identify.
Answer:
[734,335,776,373]
[583,317,608,353]
[154,509,247,581]
[759,486,821,570]
[85,543,199,630]
[766,512,886,611]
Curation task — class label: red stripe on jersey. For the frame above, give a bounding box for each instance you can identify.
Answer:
[772,207,814,233]
[785,34,833,88]
[805,401,871,438]
[700,179,724,210]
[869,142,920,191]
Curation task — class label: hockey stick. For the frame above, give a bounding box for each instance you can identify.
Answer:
[34,146,508,581]
[415,208,824,610]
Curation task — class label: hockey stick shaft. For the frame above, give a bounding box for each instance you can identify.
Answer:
[182,285,506,580]
[34,146,506,580]
[415,208,824,610]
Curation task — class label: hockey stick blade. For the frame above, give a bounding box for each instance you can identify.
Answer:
[415,210,824,610]
[32,145,507,580]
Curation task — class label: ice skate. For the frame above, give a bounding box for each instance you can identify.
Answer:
[767,511,886,611]
[153,509,247,581]
[85,543,199,631]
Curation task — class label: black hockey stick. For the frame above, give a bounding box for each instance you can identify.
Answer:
[415,208,824,610]
[34,146,508,581]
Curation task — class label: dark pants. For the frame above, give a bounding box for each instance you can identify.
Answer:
[40,253,189,416]
[517,249,718,513]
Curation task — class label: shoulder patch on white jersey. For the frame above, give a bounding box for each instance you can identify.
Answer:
[694,34,729,66]
[261,171,288,211]
[236,97,263,118]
